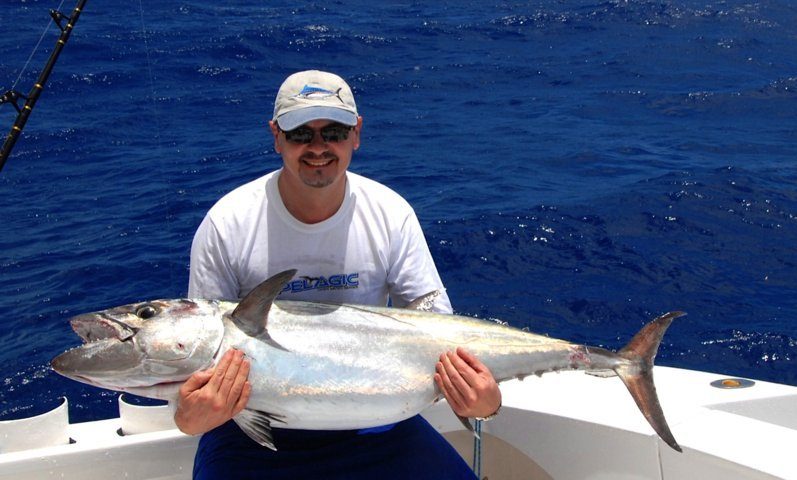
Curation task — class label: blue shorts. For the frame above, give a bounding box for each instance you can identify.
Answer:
[193,415,477,479]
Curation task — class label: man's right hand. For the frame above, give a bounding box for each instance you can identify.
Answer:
[174,349,252,435]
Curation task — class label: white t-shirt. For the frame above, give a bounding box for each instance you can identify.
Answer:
[188,169,452,313]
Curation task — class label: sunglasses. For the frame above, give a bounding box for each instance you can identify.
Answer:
[280,123,353,144]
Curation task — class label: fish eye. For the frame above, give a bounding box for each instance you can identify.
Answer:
[135,305,158,319]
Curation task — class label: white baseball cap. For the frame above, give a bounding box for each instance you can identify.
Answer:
[272,70,358,131]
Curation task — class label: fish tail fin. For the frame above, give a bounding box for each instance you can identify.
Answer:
[614,311,685,452]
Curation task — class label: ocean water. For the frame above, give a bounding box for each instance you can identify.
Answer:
[1,0,795,422]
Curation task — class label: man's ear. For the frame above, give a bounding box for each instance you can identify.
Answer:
[353,116,363,151]
[269,120,282,153]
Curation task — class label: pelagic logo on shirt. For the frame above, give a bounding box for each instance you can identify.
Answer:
[281,273,359,294]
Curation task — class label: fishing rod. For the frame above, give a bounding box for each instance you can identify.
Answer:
[0,0,88,172]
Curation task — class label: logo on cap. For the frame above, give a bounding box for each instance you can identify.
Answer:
[296,85,345,104]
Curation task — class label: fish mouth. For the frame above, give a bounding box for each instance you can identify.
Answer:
[70,313,137,343]
[51,336,145,388]
[54,313,147,388]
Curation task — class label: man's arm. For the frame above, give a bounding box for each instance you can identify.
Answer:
[386,212,452,313]
[387,209,501,417]
[178,216,250,434]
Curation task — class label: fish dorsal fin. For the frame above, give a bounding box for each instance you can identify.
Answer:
[406,289,444,311]
[231,269,296,347]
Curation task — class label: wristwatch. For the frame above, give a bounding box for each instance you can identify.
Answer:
[475,402,502,422]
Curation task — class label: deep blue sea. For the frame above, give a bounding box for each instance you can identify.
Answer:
[1,0,795,422]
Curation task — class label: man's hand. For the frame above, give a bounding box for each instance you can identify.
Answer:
[434,347,502,419]
[174,349,252,435]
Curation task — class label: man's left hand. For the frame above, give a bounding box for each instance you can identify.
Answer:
[434,347,502,418]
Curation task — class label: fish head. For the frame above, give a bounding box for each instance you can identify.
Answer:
[52,299,225,390]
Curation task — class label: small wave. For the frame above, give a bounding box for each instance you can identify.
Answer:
[644,75,797,117]
[197,65,232,77]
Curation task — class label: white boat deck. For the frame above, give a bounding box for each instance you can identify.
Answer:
[451,366,797,479]
[1,366,795,479]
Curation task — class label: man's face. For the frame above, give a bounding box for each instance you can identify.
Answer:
[271,118,361,190]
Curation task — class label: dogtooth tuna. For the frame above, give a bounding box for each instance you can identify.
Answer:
[52,269,683,451]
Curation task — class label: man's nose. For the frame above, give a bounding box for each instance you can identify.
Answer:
[307,130,328,151]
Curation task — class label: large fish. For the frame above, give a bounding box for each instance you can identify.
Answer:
[52,269,683,451]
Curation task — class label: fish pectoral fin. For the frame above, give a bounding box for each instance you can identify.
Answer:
[586,369,617,378]
[456,414,480,439]
[233,408,286,451]
[406,290,445,311]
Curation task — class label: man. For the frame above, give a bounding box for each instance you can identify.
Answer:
[177,70,501,479]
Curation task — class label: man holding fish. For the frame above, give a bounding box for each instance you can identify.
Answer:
[179,70,501,479]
